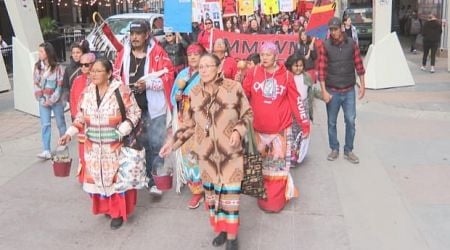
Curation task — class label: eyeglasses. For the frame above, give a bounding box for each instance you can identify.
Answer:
[205,22,212,25]
[198,64,217,70]
[80,63,92,68]
[90,70,106,74]
[165,34,173,37]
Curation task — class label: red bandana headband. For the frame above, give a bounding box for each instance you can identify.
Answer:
[187,44,204,55]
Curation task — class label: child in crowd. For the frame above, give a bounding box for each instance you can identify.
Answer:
[285,54,321,166]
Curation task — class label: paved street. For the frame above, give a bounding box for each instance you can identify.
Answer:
[0,49,449,250]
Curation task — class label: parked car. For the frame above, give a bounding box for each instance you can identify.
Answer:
[86,13,164,58]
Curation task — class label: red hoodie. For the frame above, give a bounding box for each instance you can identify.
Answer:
[242,63,310,135]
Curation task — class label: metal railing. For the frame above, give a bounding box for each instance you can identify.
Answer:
[62,29,87,47]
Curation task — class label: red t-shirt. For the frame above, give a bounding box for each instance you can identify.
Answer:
[242,63,310,134]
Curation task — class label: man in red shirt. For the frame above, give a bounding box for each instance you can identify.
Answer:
[317,17,365,164]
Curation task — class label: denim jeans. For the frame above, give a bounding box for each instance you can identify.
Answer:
[140,113,167,187]
[326,87,356,153]
[39,102,67,151]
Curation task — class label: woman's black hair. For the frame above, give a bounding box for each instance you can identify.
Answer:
[285,54,305,72]
[70,40,90,54]
[36,42,58,72]
[213,38,231,56]
[298,29,313,45]
[342,15,350,23]
[246,53,261,64]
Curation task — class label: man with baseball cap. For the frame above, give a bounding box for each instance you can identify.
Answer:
[317,17,366,164]
[114,19,175,195]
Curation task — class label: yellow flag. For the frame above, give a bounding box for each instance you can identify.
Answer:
[238,0,254,16]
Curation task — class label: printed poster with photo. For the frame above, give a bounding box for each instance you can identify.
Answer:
[202,1,224,29]
[279,0,296,12]
[192,0,204,23]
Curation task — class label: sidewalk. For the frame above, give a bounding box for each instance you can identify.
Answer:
[0,47,449,249]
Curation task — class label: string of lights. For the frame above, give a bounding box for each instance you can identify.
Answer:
[33,0,151,9]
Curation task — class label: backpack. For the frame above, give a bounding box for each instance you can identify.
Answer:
[410,18,421,35]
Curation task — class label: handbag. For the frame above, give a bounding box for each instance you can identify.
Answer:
[114,88,148,192]
[241,126,266,199]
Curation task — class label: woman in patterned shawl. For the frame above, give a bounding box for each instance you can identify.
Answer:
[160,54,253,250]
[59,58,141,230]
[170,43,206,209]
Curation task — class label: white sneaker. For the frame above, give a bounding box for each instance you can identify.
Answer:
[37,150,52,160]
[420,66,426,71]
[430,66,435,73]
[149,186,162,196]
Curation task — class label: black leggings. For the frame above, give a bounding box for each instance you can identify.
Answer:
[422,42,438,66]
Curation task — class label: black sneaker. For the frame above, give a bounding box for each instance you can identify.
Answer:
[212,232,227,247]
[110,217,123,230]
[327,150,339,161]
[226,239,238,250]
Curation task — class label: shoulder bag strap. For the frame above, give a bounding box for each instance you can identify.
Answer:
[183,71,199,91]
[247,126,259,155]
[114,88,126,122]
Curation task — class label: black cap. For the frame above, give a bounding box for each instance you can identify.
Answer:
[328,17,341,29]
[130,20,150,33]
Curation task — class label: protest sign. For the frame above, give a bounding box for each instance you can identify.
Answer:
[203,1,224,29]
[164,0,193,32]
[238,0,254,16]
[223,0,238,17]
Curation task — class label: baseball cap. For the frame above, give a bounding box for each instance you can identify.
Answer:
[130,20,150,33]
[328,17,341,29]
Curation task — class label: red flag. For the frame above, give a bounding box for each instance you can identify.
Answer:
[101,23,123,52]
[305,2,335,40]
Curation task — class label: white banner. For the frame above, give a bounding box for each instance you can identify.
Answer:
[192,0,203,23]
[279,0,295,12]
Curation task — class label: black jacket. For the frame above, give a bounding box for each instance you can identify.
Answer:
[161,40,188,66]
[422,19,442,44]
[62,59,81,101]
